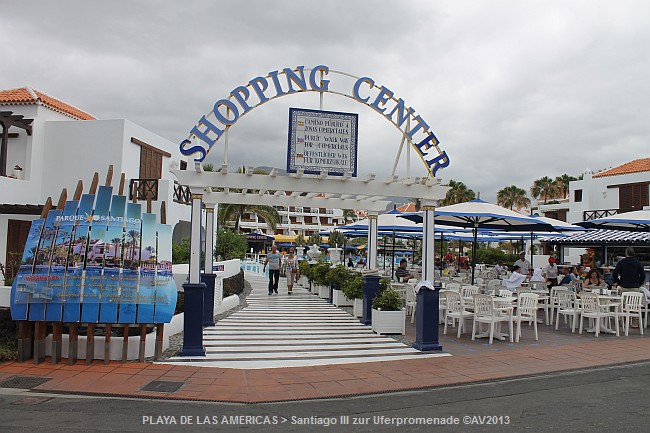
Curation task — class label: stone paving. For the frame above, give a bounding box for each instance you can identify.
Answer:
[1,276,648,403]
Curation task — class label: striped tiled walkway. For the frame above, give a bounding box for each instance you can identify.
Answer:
[163,275,448,369]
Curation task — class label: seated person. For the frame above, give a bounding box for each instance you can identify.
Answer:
[583,268,605,288]
[559,266,576,286]
[602,266,614,287]
[494,261,507,274]
[395,258,415,282]
[503,265,527,291]
[434,257,443,270]
[530,267,545,282]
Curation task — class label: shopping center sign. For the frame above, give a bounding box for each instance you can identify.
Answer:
[180,65,450,177]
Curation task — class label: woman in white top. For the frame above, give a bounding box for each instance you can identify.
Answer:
[530,268,545,282]
[284,249,298,295]
[503,265,527,291]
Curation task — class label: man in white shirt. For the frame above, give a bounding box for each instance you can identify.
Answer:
[543,257,558,288]
[513,252,531,276]
[503,265,527,291]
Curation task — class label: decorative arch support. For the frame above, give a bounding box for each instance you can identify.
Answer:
[179,65,450,177]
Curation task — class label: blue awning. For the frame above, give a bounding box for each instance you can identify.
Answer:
[541,229,650,244]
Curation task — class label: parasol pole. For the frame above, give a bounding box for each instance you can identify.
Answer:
[471,224,478,284]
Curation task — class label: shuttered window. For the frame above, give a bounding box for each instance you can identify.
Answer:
[618,183,649,212]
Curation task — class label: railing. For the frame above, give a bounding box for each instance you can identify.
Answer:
[583,209,619,220]
[129,178,158,201]
[173,181,191,205]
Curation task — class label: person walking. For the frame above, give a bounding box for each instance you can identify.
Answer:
[285,248,298,295]
[264,244,281,295]
[613,247,646,327]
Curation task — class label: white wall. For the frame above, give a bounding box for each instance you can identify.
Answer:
[568,170,650,223]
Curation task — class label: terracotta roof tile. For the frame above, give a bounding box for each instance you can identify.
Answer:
[592,158,650,178]
[0,86,95,120]
[396,203,417,212]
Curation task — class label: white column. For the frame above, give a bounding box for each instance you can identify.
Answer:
[368,213,379,270]
[204,205,215,274]
[421,206,436,283]
[189,191,203,284]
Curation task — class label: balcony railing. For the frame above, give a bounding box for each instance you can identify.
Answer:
[583,209,619,220]
[173,181,191,205]
[129,178,158,201]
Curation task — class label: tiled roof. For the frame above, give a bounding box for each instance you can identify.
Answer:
[396,203,417,212]
[592,158,650,178]
[0,86,95,120]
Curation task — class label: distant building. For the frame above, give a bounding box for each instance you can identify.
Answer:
[538,158,650,223]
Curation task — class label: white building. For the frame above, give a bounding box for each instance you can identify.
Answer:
[538,158,650,223]
[538,157,650,266]
[0,87,191,282]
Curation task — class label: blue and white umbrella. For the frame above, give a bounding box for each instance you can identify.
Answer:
[400,199,556,283]
[576,210,650,232]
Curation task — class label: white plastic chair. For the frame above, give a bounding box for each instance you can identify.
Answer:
[461,285,480,298]
[555,289,579,332]
[471,294,514,344]
[620,292,644,336]
[443,291,473,338]
[578,292,619,337]
[445,282,462,292]
[515,293,539,342]
[405,282,417,324]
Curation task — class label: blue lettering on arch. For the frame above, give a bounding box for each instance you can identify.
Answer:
[213,99,239,125]
[387,99,412,128]
[230,85,253,114]
[352,77,374,103]
[179,138,207,162]
[283,66,308,93]
[309,65,330,91]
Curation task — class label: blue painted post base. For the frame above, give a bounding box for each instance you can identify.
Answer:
[361,275,381,325]
[412,285,443,352]
[179,282,207,357]
[200,273,217,327]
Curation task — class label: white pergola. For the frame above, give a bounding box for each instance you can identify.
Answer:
[172,166,449,284]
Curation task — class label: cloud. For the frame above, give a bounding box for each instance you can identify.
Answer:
[2,0,649,204]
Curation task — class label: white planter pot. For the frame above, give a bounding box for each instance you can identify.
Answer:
[300,276,309,287]
[371,308,406,335]
[318,284,330,299]
[353,298,363,317]
[332,289,353,307]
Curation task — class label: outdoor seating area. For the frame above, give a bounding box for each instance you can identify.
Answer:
[433,277,648,346]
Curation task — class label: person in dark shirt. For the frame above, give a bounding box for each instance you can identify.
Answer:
[395,258,414,282]
[613,247,646,327]
[613,247,645,291]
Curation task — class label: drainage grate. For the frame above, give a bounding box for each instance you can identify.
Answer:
[0,376,52,389]
[141,380,185,393]
[11,396,53,405]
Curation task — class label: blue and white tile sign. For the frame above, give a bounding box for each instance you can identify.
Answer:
[287,108,358,176]
[10,190,177,325]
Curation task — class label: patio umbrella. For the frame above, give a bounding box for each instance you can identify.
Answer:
[576,210,650,232]
[338,209,422,232]
[400,199,556,283]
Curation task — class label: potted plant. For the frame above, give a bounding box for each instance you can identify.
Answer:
[311,260,331,298]
[329,265,353,306]
[298,259,310,287]
[342,272,364,315]
[371,287,406,335]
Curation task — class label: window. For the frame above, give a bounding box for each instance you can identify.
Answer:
[618,183,649,212]
[574,189,582,202]
[132,137,170,180]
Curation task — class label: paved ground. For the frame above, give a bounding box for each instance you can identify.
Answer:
[162,275,448,368]
[0,276,648,403]
[2,361,649,432]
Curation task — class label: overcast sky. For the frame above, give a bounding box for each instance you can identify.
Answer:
[2,0,649,203]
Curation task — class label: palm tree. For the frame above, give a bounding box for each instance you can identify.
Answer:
[530,176,559,204]
[342,209,356,223]
[218,203,280,232]
[214,166,280,232]
[127,230,139,262]
[441,180,476,205]
[554,174,577,199]
[497,185,531,210]
[111,237,122,264]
